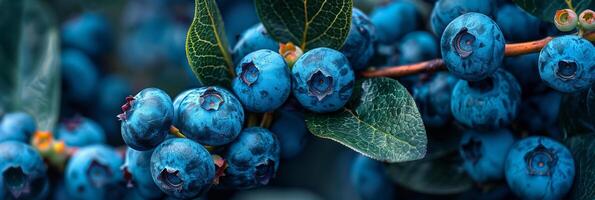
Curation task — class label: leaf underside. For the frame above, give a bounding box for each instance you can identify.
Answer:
[255,0,352,50]
[186,0,233,88]
[513,0,595,22]
[306,78,427,163]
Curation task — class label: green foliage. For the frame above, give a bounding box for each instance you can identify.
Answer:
[566,134,595,200]
[255,0,352,50]
[513,0,595,22]
[306,78,427,163]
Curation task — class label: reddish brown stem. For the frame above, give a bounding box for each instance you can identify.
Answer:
[360,33,595,78]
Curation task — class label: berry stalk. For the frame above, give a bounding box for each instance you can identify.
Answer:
[362,32,594,78]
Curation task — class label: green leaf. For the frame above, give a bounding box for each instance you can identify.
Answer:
[559,86,595,139]
[0,0,24,113]
[306,78,427,163]
[513,0,595,22]
[565,134,595,200]
[255,0,352,50]
[386,152,473,195]
[0,0,60,131]
[186,0,234,88]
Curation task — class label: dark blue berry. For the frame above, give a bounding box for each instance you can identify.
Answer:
[65,145,125,200]
[232,23,278,64]
[222,127,280,189]
[175,87,244,146]
[413,72,458,127]
[61,12,112,57]
[459,129,514,183]
[504,53,548,94]
[505,136,575,200]
[56,116,106,147]
[451,69,521,129]
[430,0,495,37]
[122,148,163,199]
[270,102,309,159]
[441,12,505,81]
[150,138,215,199]
[60,49,99,104]
[120,88,173,151]
[232,49,291,112]
[340,8,376,70]
[92,75,132,145]
[398,31,439,65]
[0,112,36,143]
[495,4,542,42]
[291,48,355,113]
[518,92,562,133]
[538,35,595,93]
[0,141,48,200]
[349,155,394,200]
[370,0,420,43]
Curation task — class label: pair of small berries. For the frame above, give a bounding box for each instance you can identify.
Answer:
[554,9,595,32]
[460,132,575,200]
[119,87,280,199]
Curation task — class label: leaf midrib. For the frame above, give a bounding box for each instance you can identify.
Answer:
[201,0,234,76]
[343,108,416,148]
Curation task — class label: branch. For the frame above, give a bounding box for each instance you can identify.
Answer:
[361,32,594,78]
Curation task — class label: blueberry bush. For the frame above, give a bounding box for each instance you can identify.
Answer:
[0,0,594,199]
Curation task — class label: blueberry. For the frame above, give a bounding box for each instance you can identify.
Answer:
[172,89,193,125]
[220,0,260,46]
[222,127,280,189]
[232,49,291,112]
[119,88,173,151]
[92,75,132,145]
[291,48,355,113]
[122,148,163,199]
[270,102,309,159]
[340,8,376,70]
[56,116,106,147]
[175,86,244,146]
[518,92,562,133]
[538,35,595,93]
[61,12,112,57]
[459,129,514,183]
[398,31,439,65]
[505,136,575,200]
[0,112,36,143]
[60,49,99,104]
[150,138,215,199]
[451,69,521,129]
[370,0,420,43]
[349,155,394,200]
[504,53,548,94]
[232,23,279,64]
[495,4,542,42]
[65,145,125,200]
[441,12,505,81]
[430,0,495,37]
[412,72,458,127]
[0,141,48,200]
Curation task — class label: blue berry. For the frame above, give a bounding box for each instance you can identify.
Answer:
[122,148,163,199]
[504,53,548,94]
[430,0,495,37]
[441,12,505,81]
[175,87,244,146]
[0,141,48,200]
[93,75,132,145]
[270,101,309,159]
[518,92,562,133]
[232,49,291,112]
[412,73,458,127]
[291,48,355,113]
[65,145,125,200]
[60,49,99,104]
[340,8,375,70]
[220,0,260,46]
[451,69,521,129]
[505,136,575,200]
[56,116,106,147]
[61,12,112,57]
[370,0,420,43]
[172,89,193,125]
[232,23,279,64]
[350,155,395,200]
[398,31,439,65]
[495,4,542,42]
[0,112,36,143]
[222,127,280,189]
[119,88,173,151]
[538,35,595,93]
[459,129,514,183]
[150,138,215,199]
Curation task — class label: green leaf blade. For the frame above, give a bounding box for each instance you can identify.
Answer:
[306,78,427,163]
[566,134,595,200]
[186,0,233,88]
[513,0,594,22]
[255,0,352,50]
